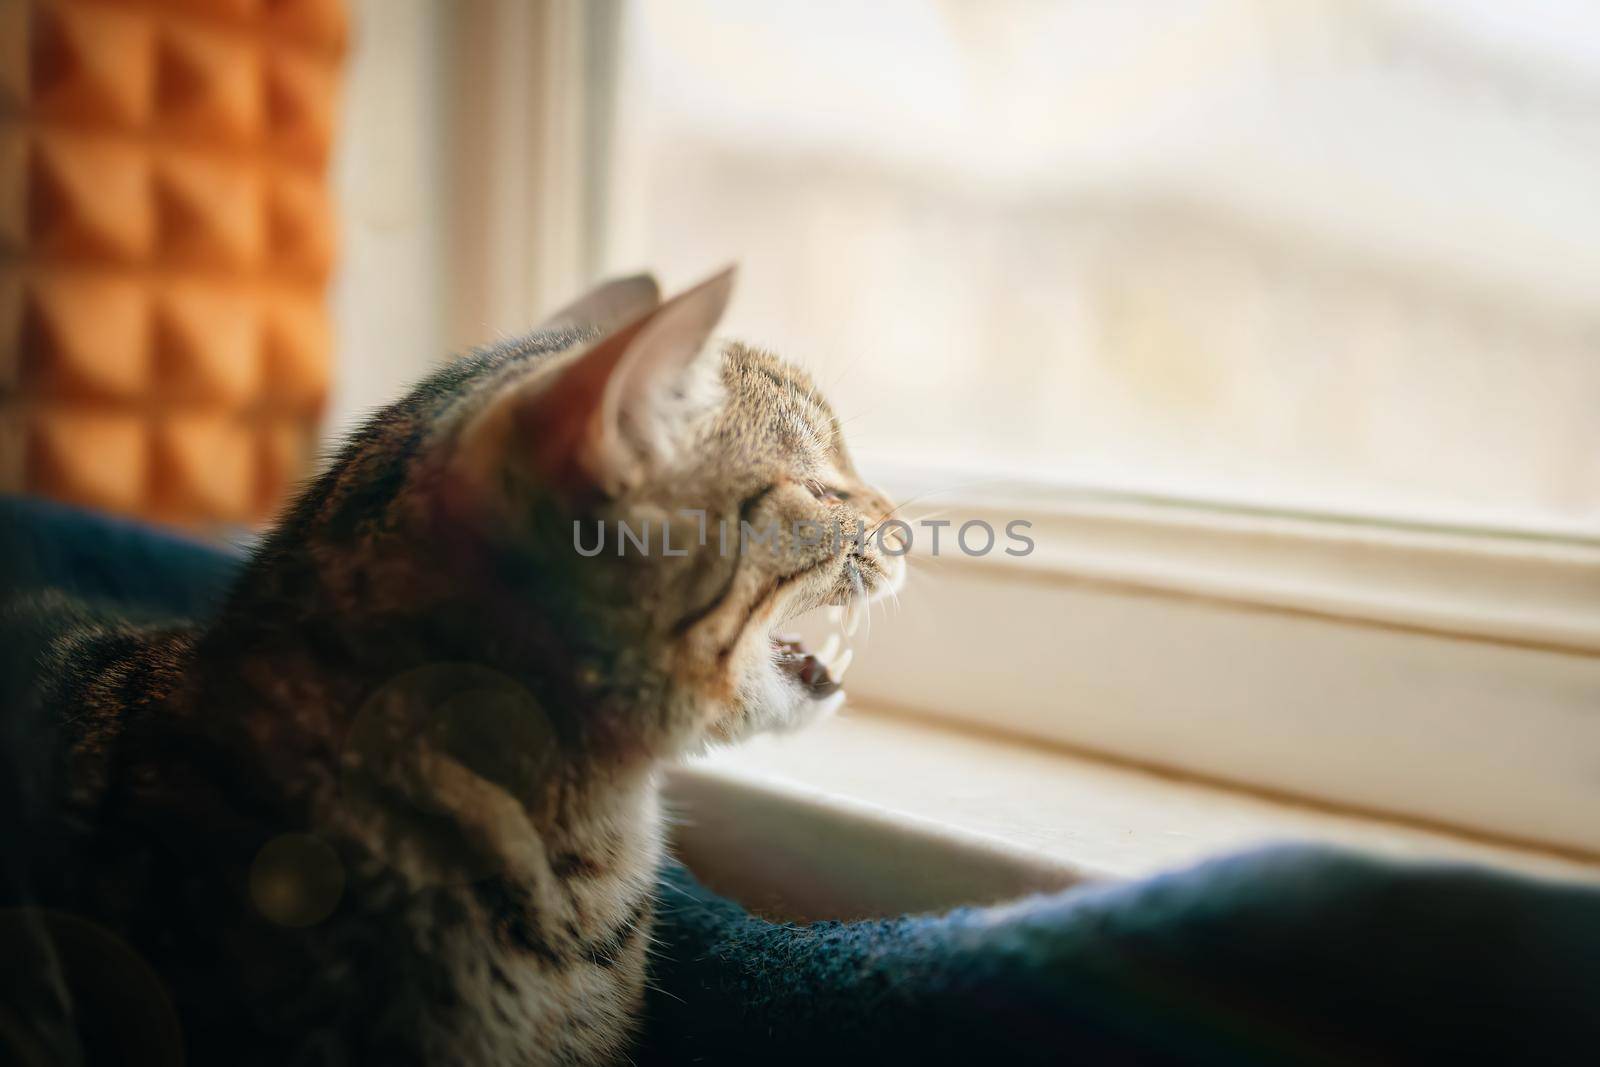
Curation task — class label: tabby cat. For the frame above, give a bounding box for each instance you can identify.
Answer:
[0,269,904,1065]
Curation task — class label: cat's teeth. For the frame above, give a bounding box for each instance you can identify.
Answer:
[831,648,854,681]
[826,606,842,623]
[816,634,841,667]
[816,691,846,719]
[843,600,862,637]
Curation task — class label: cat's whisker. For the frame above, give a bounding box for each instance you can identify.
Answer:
[826,349,873,401]
[816,634,841,668]
[871,490,946,527]
[831,647,854,681]
[642,979,685,1004]
[653,880,704,905]
[902,507,956,527]
[881,576,903,617]
[871,474,1019,531]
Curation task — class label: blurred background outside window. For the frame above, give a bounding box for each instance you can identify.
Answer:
[335,0,1600,539]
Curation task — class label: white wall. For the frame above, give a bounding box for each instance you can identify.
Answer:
[326,0,450,443]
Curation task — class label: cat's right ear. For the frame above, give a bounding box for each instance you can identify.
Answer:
[455,267,735,501]
[536,273,661,332]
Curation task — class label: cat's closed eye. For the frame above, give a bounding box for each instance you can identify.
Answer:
[806,480,847,505]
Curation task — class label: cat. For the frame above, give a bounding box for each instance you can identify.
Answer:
[0,268,904,1065]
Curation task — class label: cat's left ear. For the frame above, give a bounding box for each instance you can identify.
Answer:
[536,273,661,332]
[457,266,735,499]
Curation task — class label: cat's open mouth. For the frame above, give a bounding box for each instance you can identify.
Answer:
[770,603,860,700]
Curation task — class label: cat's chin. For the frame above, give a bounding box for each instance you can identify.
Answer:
[700,632,847,746]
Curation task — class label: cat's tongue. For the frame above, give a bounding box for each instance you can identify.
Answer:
[772,634,842,698]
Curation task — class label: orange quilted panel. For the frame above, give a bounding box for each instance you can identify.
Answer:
[0,0,345,527]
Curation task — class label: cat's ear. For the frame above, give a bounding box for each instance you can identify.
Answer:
[460,266,735,499]
[536,273,661,332]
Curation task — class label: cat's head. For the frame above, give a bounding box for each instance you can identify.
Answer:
[395,268,904,755]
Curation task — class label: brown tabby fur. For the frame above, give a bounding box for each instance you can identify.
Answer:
[1,271,902,1065]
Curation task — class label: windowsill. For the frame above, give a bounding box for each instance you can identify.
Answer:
[666,706,1600,921]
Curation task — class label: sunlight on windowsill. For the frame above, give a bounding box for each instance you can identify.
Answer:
[676,704,1600,898]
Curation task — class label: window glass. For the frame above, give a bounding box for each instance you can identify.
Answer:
[604,0,1600,535]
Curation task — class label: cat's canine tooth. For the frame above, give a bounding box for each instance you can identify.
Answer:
[816,691,847,719]
[816,634,841,667]
[831,648,854,681]
[843,600,862,637]
[826,606,842,622]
